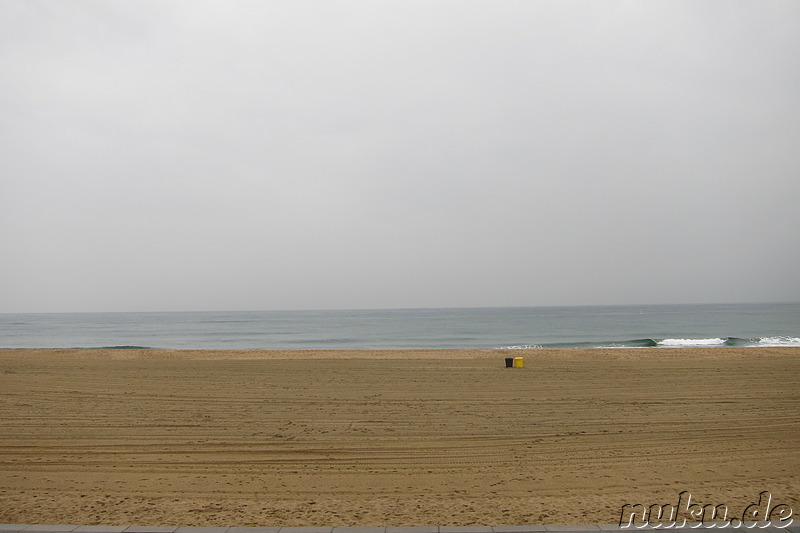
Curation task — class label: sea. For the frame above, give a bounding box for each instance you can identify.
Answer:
[1,302,799,350]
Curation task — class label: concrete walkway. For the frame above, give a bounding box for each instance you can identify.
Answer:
[0,525,797,533]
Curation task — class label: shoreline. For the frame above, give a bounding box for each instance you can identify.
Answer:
[0,346,799,361]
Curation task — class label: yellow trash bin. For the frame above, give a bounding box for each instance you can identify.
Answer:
[513,356,524,368]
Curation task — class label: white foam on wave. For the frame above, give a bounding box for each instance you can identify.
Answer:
[658,338,726,347]
[756,336,800,347]
[500,344,543,349]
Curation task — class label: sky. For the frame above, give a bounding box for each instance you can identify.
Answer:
[1,0,799,313]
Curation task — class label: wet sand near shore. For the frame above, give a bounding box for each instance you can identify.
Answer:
[0,348,798,526]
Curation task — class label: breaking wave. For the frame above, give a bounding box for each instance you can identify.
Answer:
[500,336,800,349]
[658,338,727,347]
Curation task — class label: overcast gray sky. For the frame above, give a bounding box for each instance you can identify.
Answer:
[1,0,799,313]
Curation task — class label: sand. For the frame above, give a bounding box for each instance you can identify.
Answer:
[0,347,798,526]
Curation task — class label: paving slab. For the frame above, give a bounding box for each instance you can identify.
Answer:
[175,529,230,533]
[493,527,548,533]
[757,522,795,530]
[667,522,725,529]
[278,528,333,533]
[648,524,712,533]
[332,528,387,533]
[544,525,600,531]
[597,522,653,531]
[440,528,493,533]
[756,522,790,528]
[386,528,438,533]
[605,525,701,531]
[669,524,780,530]
[74,528,129,533]
[227,529,280,533]
[0,527,27,533]
[124,526,178,533]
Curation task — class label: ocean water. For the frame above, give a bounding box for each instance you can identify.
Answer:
[1,303,799,350]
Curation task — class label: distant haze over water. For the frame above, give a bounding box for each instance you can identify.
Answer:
[1,303,799,350]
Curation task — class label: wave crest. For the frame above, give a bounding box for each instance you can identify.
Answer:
[756,336,800,347]
[657,338,727,347]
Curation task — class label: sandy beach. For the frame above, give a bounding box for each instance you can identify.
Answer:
[0,348,798,526]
